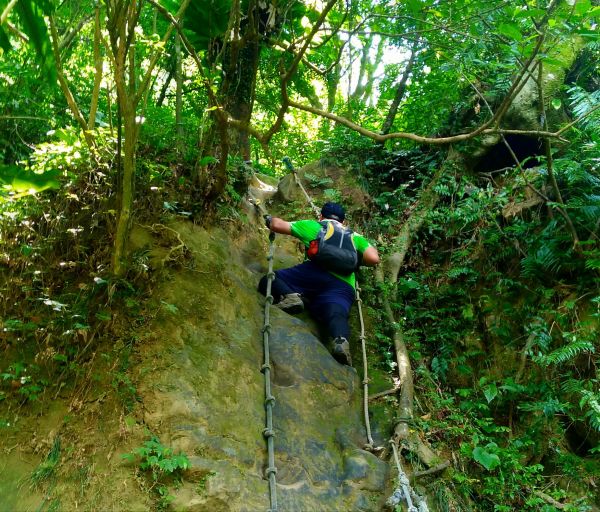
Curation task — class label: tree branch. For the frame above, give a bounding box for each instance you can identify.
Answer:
[49,15,95,150]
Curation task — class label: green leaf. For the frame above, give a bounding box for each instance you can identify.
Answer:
[20,244,33,256]
[551,98,562,110]
[514,8,546,19]
[163,0,232,50]
[160,301,179,314]
[199,156,218,166]
[498,23,523,41]
[483,383,498,403]
[0,165,61,196]
[14,0,56,82]
[407,0,421,14]
[575,29,600,39]
[472,445,501,470]
[575,0,592,16]
[462,304,474,320]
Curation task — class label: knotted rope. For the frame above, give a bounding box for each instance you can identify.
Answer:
[388,441,429,512]
[283,156,321,219]
[262,231,278,512]
[355,284,375,450]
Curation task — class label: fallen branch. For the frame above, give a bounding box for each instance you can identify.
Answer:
[369,387,400,401]
[534,490,568,510]
[411,460,451,479]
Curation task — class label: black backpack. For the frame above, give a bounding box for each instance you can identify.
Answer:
[307,221,358,276]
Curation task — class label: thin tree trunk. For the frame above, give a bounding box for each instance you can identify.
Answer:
[157,68,174,107]
[381,41,418,136]
[109,0,190,276]
[88,6,103,128]
[49,16,95,149]
[322,62,341,134]
[378,151,461,448]
[536,60,579,247]
[175,32,184,151]
[113,107,137,276]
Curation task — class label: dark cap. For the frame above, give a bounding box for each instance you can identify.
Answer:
[321,202,345,222]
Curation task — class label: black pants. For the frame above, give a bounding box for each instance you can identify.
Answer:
[258,274,350,340]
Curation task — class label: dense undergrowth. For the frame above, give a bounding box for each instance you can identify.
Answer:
[332,106,600,509]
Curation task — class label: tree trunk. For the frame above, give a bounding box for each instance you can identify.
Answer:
[379,150,462,446]
[221,34,261,160]
[380,42,418,137]
[175,32,184,151]
[106,0,189,276]
[88,6,103,129]
[112,106,137,276]
[157,68,174,107]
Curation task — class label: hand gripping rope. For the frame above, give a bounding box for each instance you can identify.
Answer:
[262,230,278,512]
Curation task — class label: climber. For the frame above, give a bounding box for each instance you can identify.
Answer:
[258,202,380,366]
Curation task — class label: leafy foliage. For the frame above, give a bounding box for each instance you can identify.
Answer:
[0,0,56,80]
[123,434,190,507]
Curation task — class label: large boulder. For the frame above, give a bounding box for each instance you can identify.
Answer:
[133,221,388,511]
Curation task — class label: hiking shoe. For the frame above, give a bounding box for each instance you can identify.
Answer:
[275,293,304,314]
[332,337,352,366]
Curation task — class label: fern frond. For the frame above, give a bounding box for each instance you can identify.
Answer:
[521,245,563,278]
[580,390,600,432]
[541,337,595,366]
[561,378,585,395]
[567,86,600,131]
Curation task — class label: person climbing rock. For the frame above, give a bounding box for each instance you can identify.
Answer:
[258,202,380,366]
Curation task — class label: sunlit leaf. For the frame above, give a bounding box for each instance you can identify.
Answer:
[498,23,523,41]
[514,8,546,19]
[575,0,592,16]
[0,165,61,196]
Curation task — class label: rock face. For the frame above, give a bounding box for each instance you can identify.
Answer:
[135,222,388,511]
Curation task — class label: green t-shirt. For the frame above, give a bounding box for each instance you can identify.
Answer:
[290,219,372,288]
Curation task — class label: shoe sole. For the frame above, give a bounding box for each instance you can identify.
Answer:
[332,350,352,366]
[277,304,304,314]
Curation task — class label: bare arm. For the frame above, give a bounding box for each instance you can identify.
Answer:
[269,216,292,235]
[361,246,380,266]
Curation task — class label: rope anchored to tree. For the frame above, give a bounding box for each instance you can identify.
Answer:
[261,231,278,512]
[388,441,429,512]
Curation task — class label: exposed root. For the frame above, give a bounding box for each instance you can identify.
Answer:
[138,223,189,268]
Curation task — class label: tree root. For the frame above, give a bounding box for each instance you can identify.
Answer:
[139,223,189,268]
